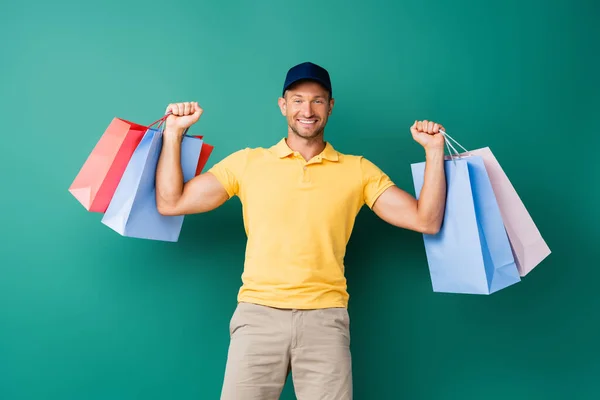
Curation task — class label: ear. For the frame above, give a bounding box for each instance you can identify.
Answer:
[277,97,287,116]
[328,97,335,115]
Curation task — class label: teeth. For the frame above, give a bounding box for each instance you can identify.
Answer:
[299,120,316,124]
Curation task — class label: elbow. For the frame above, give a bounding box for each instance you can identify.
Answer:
[156,189,185,216]
[416,209,445,235]
[422,225,441,235]
[419,220,442,235]
[156,204,172,216]
[156,200,178,216]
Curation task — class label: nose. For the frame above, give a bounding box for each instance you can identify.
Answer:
[301,101,314,117]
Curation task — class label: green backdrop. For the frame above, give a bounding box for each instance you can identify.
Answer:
[1,0,599,398]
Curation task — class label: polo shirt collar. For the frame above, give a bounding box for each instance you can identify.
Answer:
[272,138,339,162]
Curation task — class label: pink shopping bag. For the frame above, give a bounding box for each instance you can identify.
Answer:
[441,131,551,276]
[69,115,168,212]
[466,147,550,276]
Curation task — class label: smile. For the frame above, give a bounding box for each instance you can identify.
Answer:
[298,119,317,125]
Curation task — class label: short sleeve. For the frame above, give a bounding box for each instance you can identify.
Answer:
[207,148,249,198]
[360,157,395,208]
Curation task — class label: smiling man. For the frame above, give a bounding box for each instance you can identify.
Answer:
[155,61,447,399]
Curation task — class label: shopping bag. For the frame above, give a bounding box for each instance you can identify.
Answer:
[69,116,166,213]
[101,126,204,242]
[453,146,551,276]
[411,133,521,294]
[191,135,214,175]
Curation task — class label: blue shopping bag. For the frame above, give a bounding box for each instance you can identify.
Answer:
[101,126,203,242]
[411,147,520,294]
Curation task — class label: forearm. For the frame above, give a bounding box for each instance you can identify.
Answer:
[417,147,446,232]
[156,130,185,210]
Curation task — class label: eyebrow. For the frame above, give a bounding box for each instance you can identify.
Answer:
[289,94,326,99]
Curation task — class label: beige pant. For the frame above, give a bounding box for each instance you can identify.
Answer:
[220,301,352,399]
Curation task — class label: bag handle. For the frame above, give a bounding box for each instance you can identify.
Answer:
[147,114,170,128]
[148,111,191,136]
[439,129,470,163]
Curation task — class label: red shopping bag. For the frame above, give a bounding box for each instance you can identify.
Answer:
[69,115,168,212]
[191,135,214,175]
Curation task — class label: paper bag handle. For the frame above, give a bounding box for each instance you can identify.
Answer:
[147,111,191,136]
[440,129,470,161]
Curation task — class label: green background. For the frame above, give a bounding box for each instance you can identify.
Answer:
[1,0,599,398]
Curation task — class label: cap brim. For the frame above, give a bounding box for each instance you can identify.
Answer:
[283,77,331,95]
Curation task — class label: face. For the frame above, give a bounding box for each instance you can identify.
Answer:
[278,80,334,140]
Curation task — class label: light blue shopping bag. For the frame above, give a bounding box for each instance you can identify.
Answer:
[101,127,203,242]
[410,133,520,294]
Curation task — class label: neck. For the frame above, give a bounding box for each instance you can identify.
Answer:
[286,130,326,161]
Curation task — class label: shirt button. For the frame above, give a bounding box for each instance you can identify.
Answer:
[303,166,307,170]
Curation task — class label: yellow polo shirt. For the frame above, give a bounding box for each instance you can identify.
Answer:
[208,138,395,309]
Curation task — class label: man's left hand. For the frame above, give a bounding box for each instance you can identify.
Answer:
[410,120,445,151]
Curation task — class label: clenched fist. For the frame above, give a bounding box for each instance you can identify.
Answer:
[164,102,203,137]
[410,119,445,151]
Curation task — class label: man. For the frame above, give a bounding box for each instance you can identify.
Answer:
[155,62,447,399]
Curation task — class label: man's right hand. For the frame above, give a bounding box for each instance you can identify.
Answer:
[164,102,203,138]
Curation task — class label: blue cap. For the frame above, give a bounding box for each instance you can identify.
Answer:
[282,62,332,97]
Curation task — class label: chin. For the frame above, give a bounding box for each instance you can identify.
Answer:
[294,129,322,139]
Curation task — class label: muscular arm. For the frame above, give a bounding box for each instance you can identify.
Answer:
[155,129,229,216]
[372,147,446,234]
